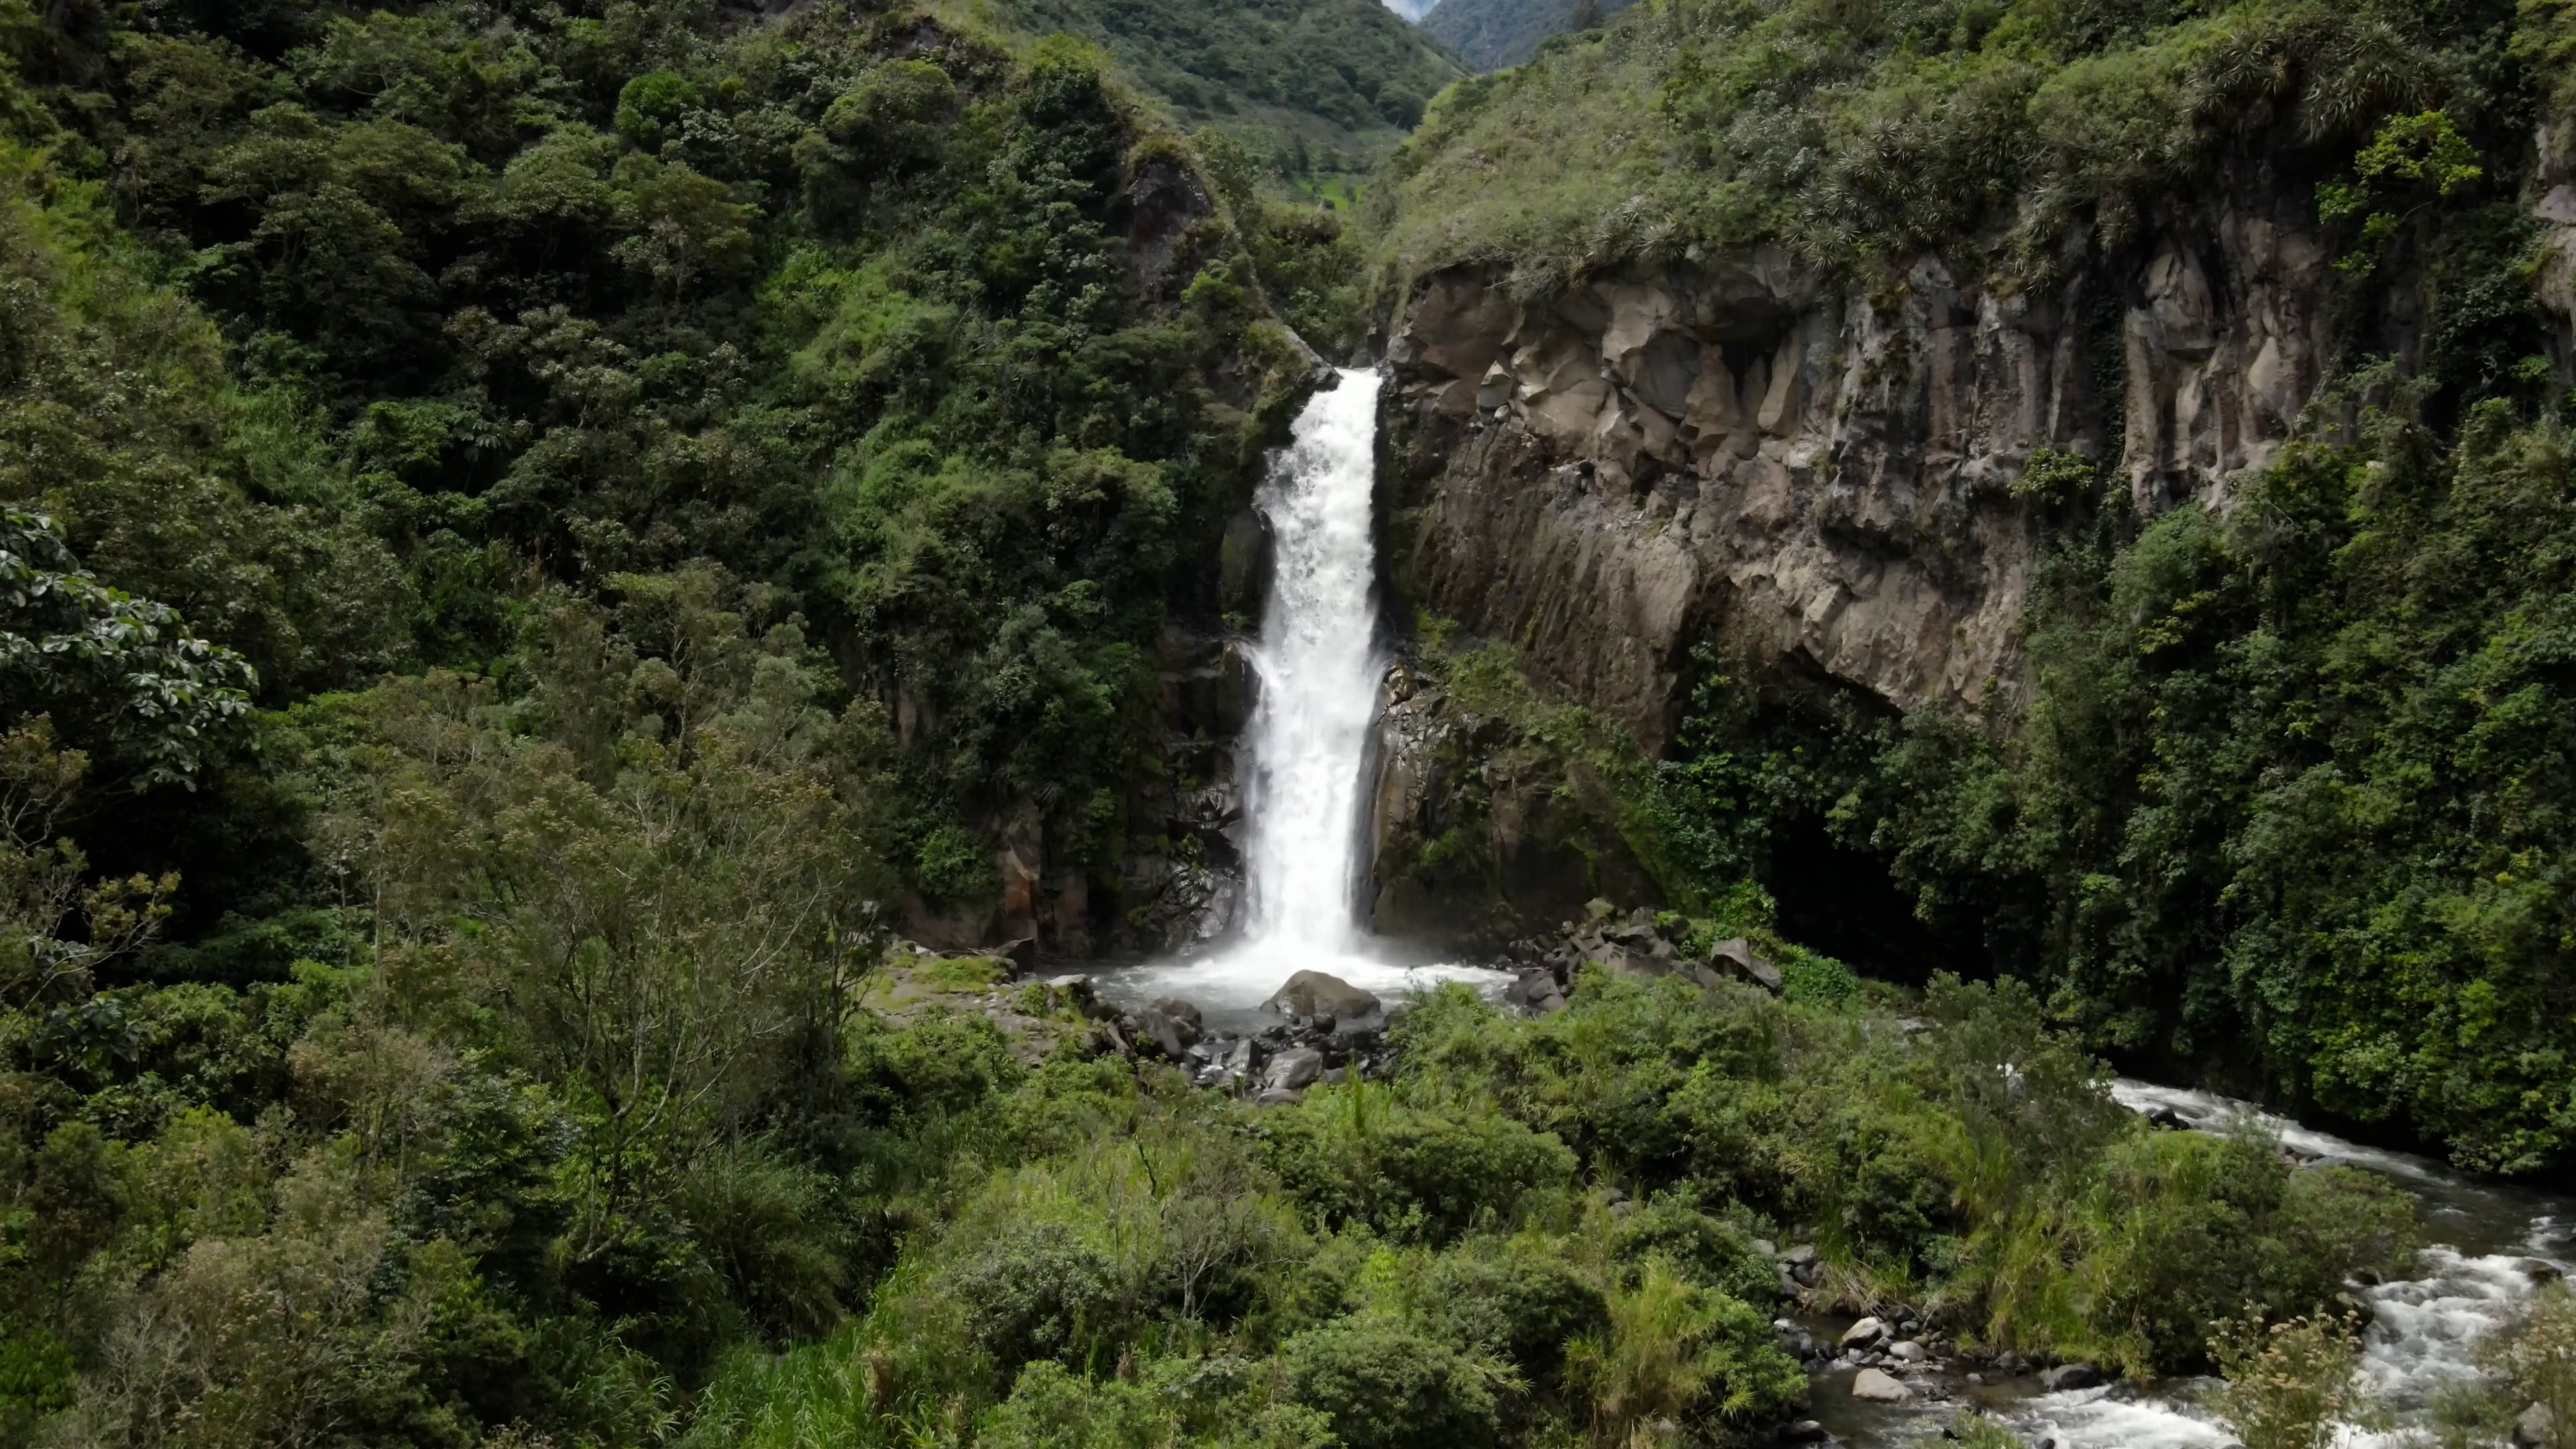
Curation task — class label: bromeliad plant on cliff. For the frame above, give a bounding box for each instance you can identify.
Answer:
[1369,0,2576,1173]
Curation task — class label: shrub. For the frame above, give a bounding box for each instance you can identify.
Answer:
[1986,1132,2414,1374]
[1279,1317,1505,1449]
[914,824,996,904]
[2207,1312,2367,1449]
[1566,1259,1805,1444]
[1247,1085,1577,1242]
[2483,1282,2576,1448]
[614,70,700,150]
[1605,1201,1778,1305]
[978,1361,1171,1449]
[943,1221,1130,1377]
[1425,1240,1609,1390]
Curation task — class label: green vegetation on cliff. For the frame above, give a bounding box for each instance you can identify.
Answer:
[1372,0,2576,1172]
[1372,0,2553,292]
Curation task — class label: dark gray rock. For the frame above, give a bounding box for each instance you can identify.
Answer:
[2039,1364,2103,1391]
[1265,1047,1326,1092]
[1265,970,1381,1020]
[1043,974,1110,1018]
[1708,936,1782,992]
[1134,1006,1199,1061]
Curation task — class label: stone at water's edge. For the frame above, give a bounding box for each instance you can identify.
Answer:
[1266,1047,1326,1091]
[1838,1317,1886,1350]
[1849,1368,1913,1403]
[1264,970,1381,1020]
[1134,1005,1199,1060]
[2039,1363,2102,1391]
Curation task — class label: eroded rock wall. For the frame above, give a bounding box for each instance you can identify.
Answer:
[1367,166,2576,941]
[1383,201,2355,753]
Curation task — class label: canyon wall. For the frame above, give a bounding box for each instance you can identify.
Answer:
[1363,154,2576,943]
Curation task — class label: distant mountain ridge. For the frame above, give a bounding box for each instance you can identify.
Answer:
[1419,0,1635,71]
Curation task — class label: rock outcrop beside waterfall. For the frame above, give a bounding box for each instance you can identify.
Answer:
[1362,159,2576,941]
[1379,207,2361,752]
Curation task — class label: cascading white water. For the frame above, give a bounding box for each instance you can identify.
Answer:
[1097,370,1504,1021]
[1238,368,1385,952]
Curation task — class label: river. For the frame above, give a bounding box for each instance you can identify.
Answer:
[1810,1081,2571,1448]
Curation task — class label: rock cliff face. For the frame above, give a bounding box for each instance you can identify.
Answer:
[1366,160,2576,937]
[1362,659,1656,949]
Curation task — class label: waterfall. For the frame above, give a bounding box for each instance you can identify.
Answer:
[1094,370,1503,1024]
[1238,368,1384,953]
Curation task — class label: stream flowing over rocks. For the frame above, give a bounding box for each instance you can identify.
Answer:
[1782,1081,2575,1449]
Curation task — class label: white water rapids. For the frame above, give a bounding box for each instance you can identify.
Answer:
[1815,1081,2572,1448]
[1103,370,1503,1022]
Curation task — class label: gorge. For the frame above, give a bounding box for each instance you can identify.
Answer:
[6,1,2576,1447]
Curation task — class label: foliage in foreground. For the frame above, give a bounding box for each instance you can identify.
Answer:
[0,634,2416,1449]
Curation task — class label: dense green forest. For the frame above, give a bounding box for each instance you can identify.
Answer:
[1374,0,2576,1175]
[973,0,1462,173]
[0,0,2566,1444]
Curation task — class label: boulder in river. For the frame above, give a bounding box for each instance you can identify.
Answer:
[1849,1367,1912,1402]
[1265,970,1381,1020]
[1839,1317,1887,1350]
[2040,1363,2103,1391]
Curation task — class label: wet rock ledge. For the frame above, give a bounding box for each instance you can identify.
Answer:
[865,943,1400,1099]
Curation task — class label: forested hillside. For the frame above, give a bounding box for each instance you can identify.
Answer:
[1368,0,2576,1174]
[974,0,1462,173]
[1417,0,1633,73]
[1,0,2566,1446]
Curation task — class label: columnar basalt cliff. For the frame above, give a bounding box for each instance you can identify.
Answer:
[1381,225,2347,749]
[1364,158,2576,942]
